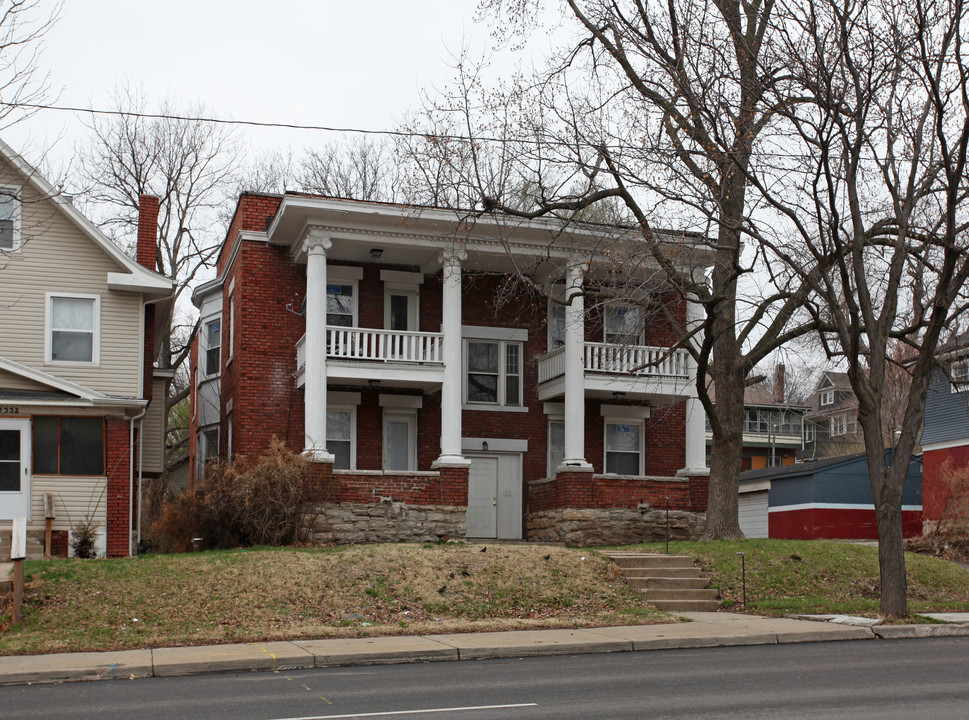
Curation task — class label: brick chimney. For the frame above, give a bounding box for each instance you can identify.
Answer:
[136,195,159,271]
[774,364,786,404]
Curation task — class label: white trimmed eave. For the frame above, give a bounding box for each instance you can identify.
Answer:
[0,356,107,402]
[265,195,714,275]
[0,138,174,299]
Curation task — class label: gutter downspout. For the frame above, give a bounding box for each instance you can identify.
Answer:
[129,406,148,557]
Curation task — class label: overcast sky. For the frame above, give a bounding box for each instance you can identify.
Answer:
[6,0,552,169]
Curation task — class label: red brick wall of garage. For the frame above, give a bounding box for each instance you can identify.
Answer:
[922,444,969,521]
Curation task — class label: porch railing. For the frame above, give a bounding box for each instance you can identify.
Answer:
[537,342,691,382]
[296,327,445,372]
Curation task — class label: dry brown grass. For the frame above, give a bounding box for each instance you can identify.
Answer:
[0,544,669,655]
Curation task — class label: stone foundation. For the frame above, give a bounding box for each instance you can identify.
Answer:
[309,499,466,544]
[525,508,705,546]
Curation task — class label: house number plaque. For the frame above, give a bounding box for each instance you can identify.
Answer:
[0,407,20,414]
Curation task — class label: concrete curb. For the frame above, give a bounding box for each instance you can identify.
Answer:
[0,613,964,686]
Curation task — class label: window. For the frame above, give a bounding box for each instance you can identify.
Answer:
[0,189,20,251]
[33,417,104,475]
[548,420,565,474]
[605,421,643,475]
[465,340,522,406]
[952,360,969,393]
[327,408,354,469]
[326,284,355,327]
[48,294,98,363]
[227,286,235,363]
[226,413,233,460]
[820,390,834,406]
[605,306,643,345]
[197,426,220,480]
[830,415,848,436]
[205,319,221,376]
[804,423,816,443]
[548,301,566,351]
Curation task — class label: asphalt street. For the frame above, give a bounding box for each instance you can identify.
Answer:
[2,638,969,719]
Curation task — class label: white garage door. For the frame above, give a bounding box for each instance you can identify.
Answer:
[739,490,769,538]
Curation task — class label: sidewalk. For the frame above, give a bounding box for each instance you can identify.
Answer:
[4,611,968,686]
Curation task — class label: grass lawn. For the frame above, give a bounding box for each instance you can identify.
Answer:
[0,544,666,656]
[634,539,969,617]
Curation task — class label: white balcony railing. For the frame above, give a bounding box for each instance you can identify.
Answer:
[537,342,691,383]
[296,327,444,377]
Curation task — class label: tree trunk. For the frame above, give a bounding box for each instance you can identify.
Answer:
[701,361,746,539]
[875,482,907,618]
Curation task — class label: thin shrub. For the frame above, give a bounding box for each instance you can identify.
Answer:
[149,437,323,552]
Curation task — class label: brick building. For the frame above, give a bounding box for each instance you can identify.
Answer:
[189,193,713,545]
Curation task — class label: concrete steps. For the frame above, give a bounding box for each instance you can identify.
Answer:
[602,551,720,612]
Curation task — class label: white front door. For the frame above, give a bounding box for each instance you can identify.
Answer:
[383,413,416,471]
[0,418,31,520]
[467,453,522,539]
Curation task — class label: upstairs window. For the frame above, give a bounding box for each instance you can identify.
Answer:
[465,340,522,407]
[49,294,98,363]
[205,319,221,376]
[605,306,643,345]
[0,189,20,251]
[804,423,816,443]
[820,390,835,406]
[830,415,848,436]
[326,284,355,327]
[952,360,969,393]
[548,301,566,351]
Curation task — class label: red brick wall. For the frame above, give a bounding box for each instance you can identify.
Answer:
[306,462,469,505]
[527,471,700,515]
[215,194,282,276]
[105,418,131,558]
[923,444,969,521]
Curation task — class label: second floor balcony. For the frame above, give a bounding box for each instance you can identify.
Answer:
[537,342,693,402]
[296,327,445,389]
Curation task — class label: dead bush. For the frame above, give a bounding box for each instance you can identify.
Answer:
[149,437,326,552]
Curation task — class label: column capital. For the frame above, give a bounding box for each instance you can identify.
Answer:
[439,248,467,269]
[303,226,332,255]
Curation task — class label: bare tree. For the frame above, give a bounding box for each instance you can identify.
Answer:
[759,0,969,616]
[0,0,59,130]
[443,0,837,538]
[76,85,239,519]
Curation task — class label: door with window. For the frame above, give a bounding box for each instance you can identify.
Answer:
[385,288,418,359]
[0,418,30,520]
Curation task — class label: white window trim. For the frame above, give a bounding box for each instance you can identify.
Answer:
[226,280,235,364]
[830,415,848,436]
[383,409,417,471]
[804,423,816,443]
[952,359,969,393]
[463,338,523,408]
[820,390,834,406]
[0,184,22,252]
[44,292,101,366]
[226,412,233,460]
[327,405,357,470]
[326,279,359,328]
[202,315,222,378]
[603,418,645,475]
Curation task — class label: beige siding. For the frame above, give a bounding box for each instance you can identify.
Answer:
[0,164,143,398]
[0,368,50,392]
[29,475,108,533]
[141,377,167,474]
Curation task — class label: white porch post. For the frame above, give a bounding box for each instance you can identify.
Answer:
[433,249,470,467]
[561,261,592,470]
[303,228,334,463]
[680,295,708,474]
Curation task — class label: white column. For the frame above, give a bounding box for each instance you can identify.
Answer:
[303,228,334,463]
[680,294,708,474]
[433,249,470,467]
[561,261,592,470]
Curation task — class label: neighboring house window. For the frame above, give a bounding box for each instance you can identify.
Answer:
[227,287,235,363]
[327,408,354,469]
[0,189,20,251]
[197,426,219,480]
[804,423,816,443]
[548,419,565,475]
[605,306,642,345]
[48,294,98,363]
[820,390,834,406]
[33,417,105,475]
[952,360,969,393]
[830,415,848,436]
[465,340,522,406]
[548,301,566,351]
[205,319,221,376]
[226,413,233,460]
[605,420,643,475]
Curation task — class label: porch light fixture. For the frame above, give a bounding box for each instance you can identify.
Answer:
[612,391,626,400]
[482,441,489,451]
[370,248,384,259]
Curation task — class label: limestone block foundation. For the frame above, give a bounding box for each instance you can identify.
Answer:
[525,508,704,546]
[309,499,466,544]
